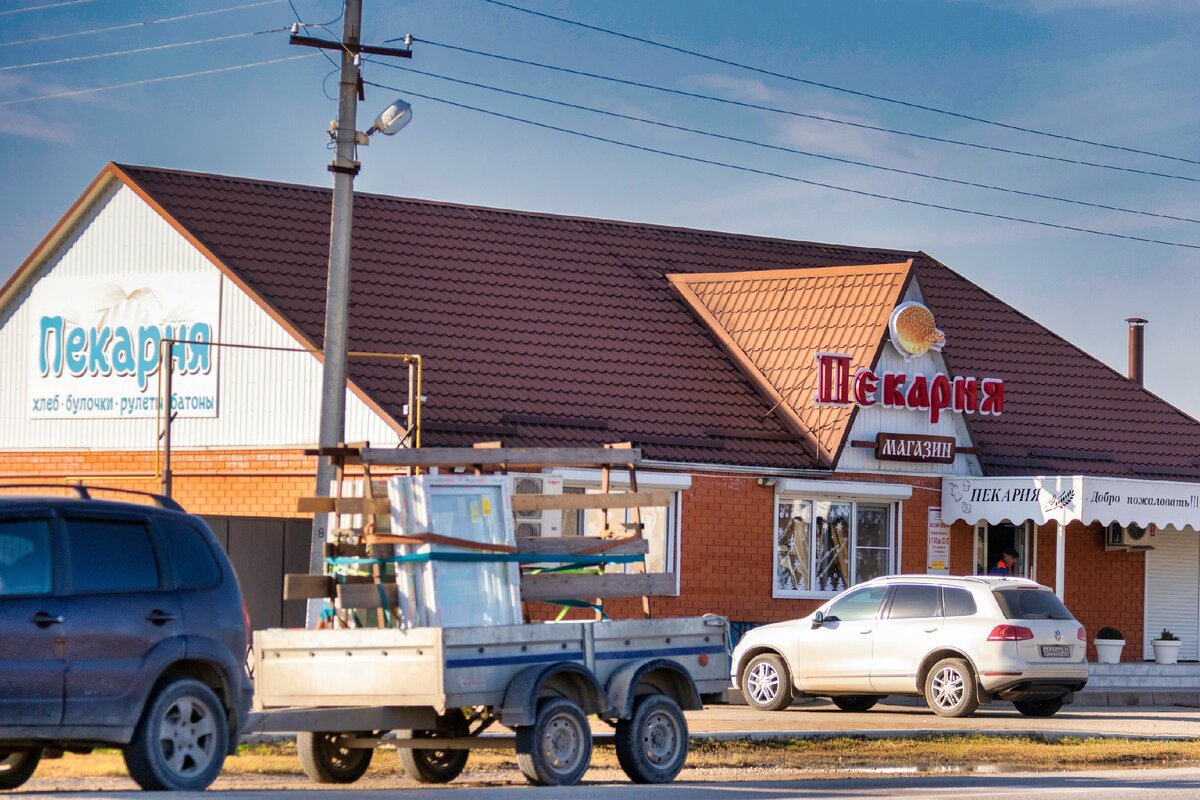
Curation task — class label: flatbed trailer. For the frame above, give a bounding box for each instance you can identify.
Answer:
[246,615,730,786]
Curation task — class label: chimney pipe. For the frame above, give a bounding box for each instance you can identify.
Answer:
[1126,317,1147,386]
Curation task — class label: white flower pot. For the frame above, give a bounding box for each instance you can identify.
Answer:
[1094,639,1125,664]
[1152,639,1182,665]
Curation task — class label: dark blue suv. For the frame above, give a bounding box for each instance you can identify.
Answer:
[0,487,251,791]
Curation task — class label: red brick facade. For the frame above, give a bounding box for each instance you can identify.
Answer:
[0,450,1147,659]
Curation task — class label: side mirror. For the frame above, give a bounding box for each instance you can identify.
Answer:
[811,611,825,629]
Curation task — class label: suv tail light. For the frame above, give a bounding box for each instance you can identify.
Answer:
[988,624,1034,641]
[1077,626,1086,642]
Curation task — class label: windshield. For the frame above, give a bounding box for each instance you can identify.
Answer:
[993,588,1074,621]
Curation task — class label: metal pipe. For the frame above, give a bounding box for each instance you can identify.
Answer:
[1126,317,1147,386]
[160,339,174,498]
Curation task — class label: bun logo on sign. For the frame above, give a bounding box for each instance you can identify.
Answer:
[889,302,945,360]
[813,301,1003,424]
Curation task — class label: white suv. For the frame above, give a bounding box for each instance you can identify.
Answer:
[731,575,1087,718]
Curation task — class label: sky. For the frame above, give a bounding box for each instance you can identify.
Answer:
[2,0,1199,416]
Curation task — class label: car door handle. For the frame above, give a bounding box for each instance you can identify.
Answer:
[31,611,63,628]
[924,627,938,633]
[145,610,177,625]
[860,629,872,634]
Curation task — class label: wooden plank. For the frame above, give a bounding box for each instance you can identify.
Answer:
[357,447,642,468]
[284,573,375,600]
[284,574,334,600]
[324,542,368,559]
[519,572,676,602]
[510,491,672,512]
[298,497,391,515]
[336,582,400,609]
[516,536,649,556]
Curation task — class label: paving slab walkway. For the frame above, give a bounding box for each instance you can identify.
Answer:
[676,699,1200,740]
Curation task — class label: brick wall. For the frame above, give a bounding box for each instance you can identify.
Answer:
[0,448,316,517]
[548,471,945,624]
[1044,520,1145,662]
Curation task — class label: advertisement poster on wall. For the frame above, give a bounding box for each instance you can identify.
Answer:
[30,274,220,419]
[927,506,950,575]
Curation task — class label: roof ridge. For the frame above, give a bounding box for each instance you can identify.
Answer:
[115,162,920,259]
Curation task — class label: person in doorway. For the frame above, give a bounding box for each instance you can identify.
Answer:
[990,546,1019,577]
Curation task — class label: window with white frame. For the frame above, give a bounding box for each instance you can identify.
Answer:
[774,497,895,597]
[553,470,685,587]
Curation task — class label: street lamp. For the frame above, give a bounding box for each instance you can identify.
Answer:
[368,98,413,136]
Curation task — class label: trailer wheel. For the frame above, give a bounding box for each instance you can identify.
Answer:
[397,711,469,784]
[296,731,373,784]
[0,747,42,791]
[515,697,593,786]
[615,694,688,784]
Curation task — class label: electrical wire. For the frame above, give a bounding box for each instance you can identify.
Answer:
[363,78,1200,252]
[481,0,1200,168]
[0,1,284,48]
[0,53,317,106]
[0,0,94,16]
[0,30,287,72]
[376,61,1200,227]
[288,0,339,71]
[411,38,1200,186]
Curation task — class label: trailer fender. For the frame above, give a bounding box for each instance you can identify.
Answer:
[499,663,608,727]
[606,658,702,720]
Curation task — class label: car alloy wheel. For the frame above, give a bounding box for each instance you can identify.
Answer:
[747,661,780,705]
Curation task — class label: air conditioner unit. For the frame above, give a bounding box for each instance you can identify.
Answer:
[509,475,563,537]
[1105,521,1149,551]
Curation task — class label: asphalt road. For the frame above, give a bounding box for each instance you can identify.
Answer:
[14,702,1200,797]
[14,767,1200,799]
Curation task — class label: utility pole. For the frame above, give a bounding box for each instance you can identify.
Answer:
[290,2,413,627]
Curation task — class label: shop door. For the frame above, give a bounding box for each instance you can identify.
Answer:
[1144,530,1199,661]
[974,522,1034,579]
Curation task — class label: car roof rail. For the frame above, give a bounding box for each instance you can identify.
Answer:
[0,483,184,512]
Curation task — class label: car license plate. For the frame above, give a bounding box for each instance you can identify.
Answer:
[1040,645,1071,658]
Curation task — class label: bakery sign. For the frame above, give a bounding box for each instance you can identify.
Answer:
[30,274,220,419]
[813,302,1004,423]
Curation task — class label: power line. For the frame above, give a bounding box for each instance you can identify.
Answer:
[0,1,283,49]
[412,39,1200,186]
[364,78,1200,252]
[0,53,316,106]
[374,61,1200,227]
[0,0,94,16]
[287,0,339,71]
[481,0,1200,169]
[0,30,284,72]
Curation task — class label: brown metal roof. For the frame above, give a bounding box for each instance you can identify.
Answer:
[99,163,1200,479]
[668,263,912,466]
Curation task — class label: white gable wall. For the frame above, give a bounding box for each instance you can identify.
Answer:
[834,280,981,476]
[0,180,401,450]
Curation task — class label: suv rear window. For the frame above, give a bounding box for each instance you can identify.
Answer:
[942,587,977,617]
[889,584,940,619]
[160,520,221,589]
[993,588,1074,620]
[66,518,160,593]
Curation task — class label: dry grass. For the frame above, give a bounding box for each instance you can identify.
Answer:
[30,735,1200,780]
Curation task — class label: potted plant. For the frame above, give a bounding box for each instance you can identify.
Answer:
[1152,629,1183,665]
[1093,626,1125,664]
